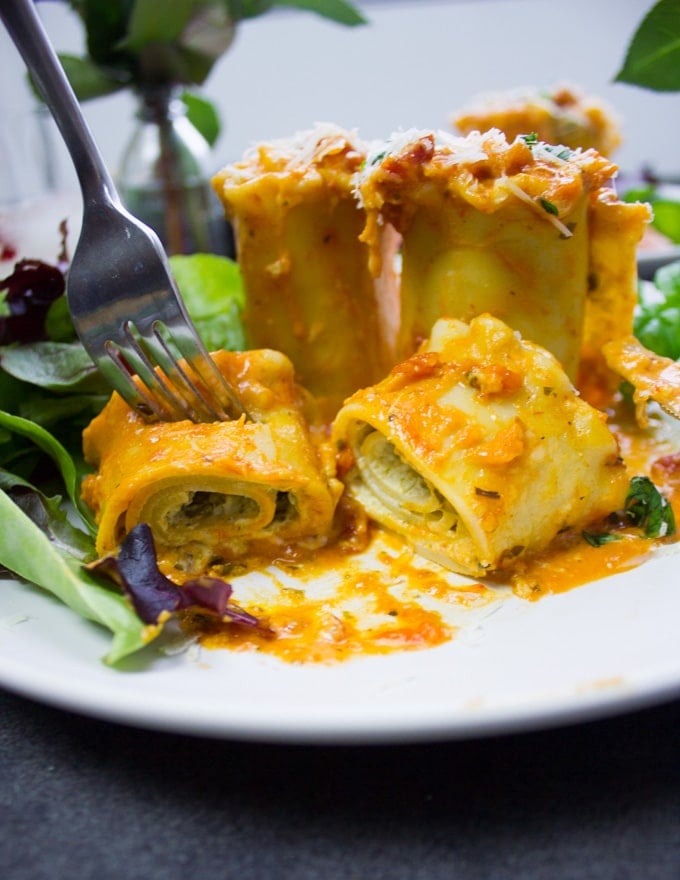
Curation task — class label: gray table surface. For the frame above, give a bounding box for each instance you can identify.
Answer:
[1,687,678,880]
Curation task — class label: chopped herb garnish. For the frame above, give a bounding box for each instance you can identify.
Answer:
[521,133,539,145]
[624,475,676,538]
[539,198,559,216]
[545,145,573,161]
[582,531,623,547]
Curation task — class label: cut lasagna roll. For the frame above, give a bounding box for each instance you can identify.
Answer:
[82,349,342,569]
[452,83,623,156]
[358,128,650,379]
[212,124,400,421]
[332,314,628,577]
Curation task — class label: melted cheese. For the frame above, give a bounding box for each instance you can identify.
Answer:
[452,83,623,157]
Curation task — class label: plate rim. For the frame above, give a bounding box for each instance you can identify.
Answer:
[2,552,680,745]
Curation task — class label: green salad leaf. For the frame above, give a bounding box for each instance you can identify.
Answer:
[0,341,109,394]
[0,410,96,532]
[0,488,152,664]
[170,252,245,351]
[0,471,96,562]
[615,0,680,91]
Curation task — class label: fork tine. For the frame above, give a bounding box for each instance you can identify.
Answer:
[102,321,244,424]
[105,333,192,422]
[134,321,230,423]
[3,0,248,425]
[159,315,246,421]
[98,343,176,422]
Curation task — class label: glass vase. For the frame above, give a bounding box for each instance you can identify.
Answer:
[117,86,230,256]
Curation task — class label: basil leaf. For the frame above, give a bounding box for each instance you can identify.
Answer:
[125,0,197,49]
[582,531,623,547]
[77,0,131,66]
[624,475,676,538]
[0,489,151,665]
[229,0,366,25]
[648,198,680,243]
[615,0,680,92]
[270,0,366,26]
[656,259,680,298]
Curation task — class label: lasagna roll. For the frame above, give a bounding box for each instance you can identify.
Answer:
[82,349,342,569]
[212,124,400,420]
[452,83,623,156]
[358,128,649,379]
[580,188,651,391]
[332,314,628,577]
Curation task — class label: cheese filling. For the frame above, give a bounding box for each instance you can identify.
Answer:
[353,425,458,533]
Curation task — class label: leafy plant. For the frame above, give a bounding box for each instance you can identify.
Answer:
[614,0,680,91]
[52,0,366,141]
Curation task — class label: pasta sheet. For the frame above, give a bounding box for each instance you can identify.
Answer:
[333,314,628,576]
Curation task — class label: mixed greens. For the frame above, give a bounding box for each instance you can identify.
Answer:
[50,0,366,145]
[0,243,248,663]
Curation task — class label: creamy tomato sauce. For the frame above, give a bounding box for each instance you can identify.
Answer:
[180,531,497,663]
[178,395,680,664]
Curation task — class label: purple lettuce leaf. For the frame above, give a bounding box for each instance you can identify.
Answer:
[89,523,265,630]
[0,259,66,344]
[182,576,262,627]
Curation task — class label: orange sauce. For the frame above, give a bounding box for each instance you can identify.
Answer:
[181,396,680,664]
[180,530,500,663]
[507,530,654,600]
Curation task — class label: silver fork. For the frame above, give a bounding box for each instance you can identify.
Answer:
[1,0,245,423]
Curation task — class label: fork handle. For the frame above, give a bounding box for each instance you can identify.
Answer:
[0,0,118,207]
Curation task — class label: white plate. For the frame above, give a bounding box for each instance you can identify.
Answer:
[1,542,679,744]
[1,197,679,744]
